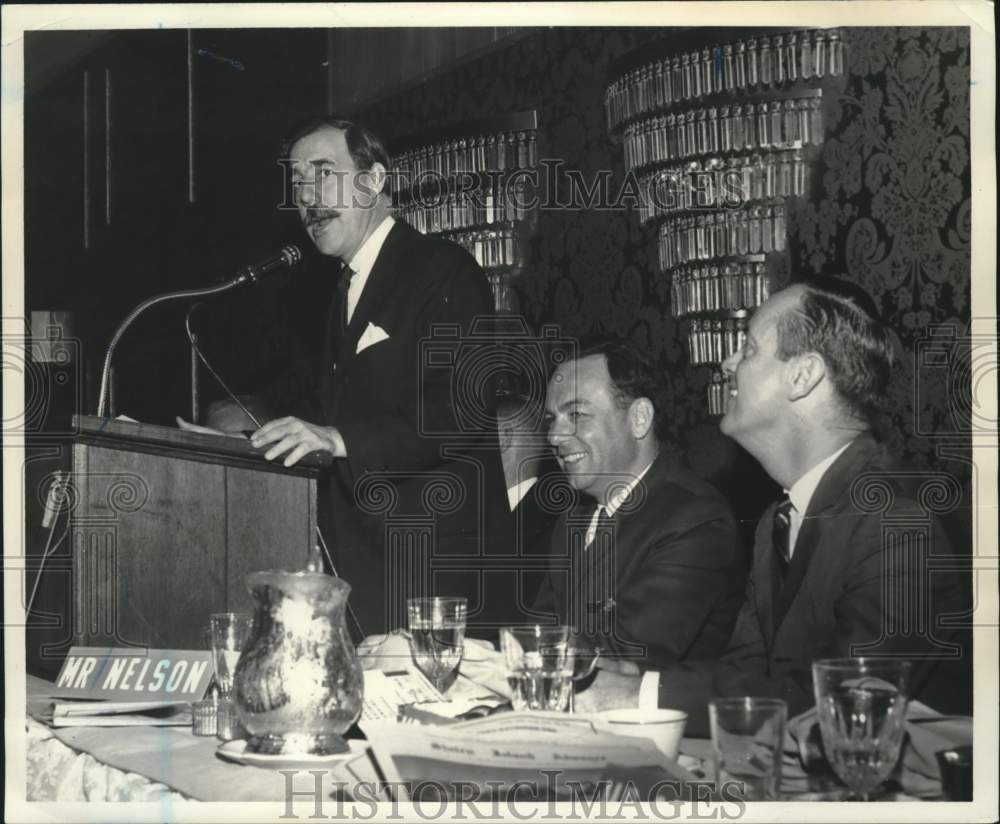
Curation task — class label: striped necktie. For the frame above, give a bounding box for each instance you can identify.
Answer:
[773,495,794,573]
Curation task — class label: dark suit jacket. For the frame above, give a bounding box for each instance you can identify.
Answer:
[314,220,515,637]
[511,466,567,609]
[658,433,972,735]
[534,450,746,670]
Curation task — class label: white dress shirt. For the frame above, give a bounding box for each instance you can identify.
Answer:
[638,439,856,709]
[585,460,655,547]
[784,440,853,559]
[344,216,395,323]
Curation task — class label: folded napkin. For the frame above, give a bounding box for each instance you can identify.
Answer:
[357,631,413,671]
[784,699,973,798]
[358,632,504,701]
[457,640,510,698]
[459,645,640,700]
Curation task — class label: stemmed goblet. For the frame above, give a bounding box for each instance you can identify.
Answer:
[209,612,253,697]
[812,658,911,801]
[406,597,468,694]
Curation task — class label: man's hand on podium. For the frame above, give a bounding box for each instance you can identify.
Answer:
[250,417,347,467]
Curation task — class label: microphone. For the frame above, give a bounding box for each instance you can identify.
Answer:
[232,245,303,286]
[96,244,304,417]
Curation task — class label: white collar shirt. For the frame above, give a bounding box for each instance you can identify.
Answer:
[638,441,853,709]
[345,216,395,323]
[784,440,854,559]
[638,440,854,710]
[584,458,656,548]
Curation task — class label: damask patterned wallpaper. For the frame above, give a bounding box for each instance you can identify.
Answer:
[788,27,971,477]
[359,27,972,508]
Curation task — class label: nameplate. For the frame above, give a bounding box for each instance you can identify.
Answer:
[52,647,213,702]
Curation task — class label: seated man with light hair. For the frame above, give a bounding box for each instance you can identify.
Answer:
[575,279,971,735]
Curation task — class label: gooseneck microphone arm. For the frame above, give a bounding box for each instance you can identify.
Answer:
[97,280,242,418]
[96,244,302,418]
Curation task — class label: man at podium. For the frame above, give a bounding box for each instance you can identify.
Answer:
[207,117,515,639]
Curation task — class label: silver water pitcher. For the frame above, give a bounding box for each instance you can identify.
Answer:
[232,570,363,755]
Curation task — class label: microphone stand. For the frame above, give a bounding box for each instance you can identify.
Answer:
[93,252,362,636]
[97,246,301,418]
[96,278,244,418]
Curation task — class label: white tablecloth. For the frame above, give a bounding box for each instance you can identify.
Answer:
[26,716,188,802]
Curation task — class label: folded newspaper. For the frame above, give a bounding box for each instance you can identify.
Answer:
[349,711,707,803]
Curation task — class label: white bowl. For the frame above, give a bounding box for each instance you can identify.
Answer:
[598,707,688,761]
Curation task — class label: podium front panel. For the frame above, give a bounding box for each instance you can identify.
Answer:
[225,466,316,615]
[71,437,317,650]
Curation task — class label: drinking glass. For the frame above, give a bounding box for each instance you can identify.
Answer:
[500,625,574,712]
[812,658,911,801]
[709,697,787,800]
[209,612,252,697]
[567,638,601,713]
[406,596,467,693]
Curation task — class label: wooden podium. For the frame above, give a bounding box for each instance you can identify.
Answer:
[70,415,331,649]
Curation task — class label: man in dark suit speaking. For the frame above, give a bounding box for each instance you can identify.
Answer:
[249,117,513,637]
[575,281,971,732]
[533,340,746,671]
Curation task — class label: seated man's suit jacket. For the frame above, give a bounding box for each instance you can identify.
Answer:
[657,432,972,736]
[312,220,515,638]
[533,450,746,670]
[512,464,568,608]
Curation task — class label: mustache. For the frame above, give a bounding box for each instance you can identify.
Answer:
[304,208,339,226]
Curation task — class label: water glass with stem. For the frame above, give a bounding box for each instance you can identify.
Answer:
[406,596,468,694]
[812,658,911,801]
[209,612,253,697]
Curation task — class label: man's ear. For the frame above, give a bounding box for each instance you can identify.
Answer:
[497,424,513,453]
[786,353,826,401]
[629,398,655,439]
[368,162,387,196]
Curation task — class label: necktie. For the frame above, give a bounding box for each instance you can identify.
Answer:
[337,262,353,334]
[772,495,794,574]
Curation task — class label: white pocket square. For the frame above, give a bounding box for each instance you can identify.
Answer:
[357,322,390,354]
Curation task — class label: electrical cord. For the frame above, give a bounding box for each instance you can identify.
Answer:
[185,305,366,641]
[184,302,263,429]
[26,472,71,619]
